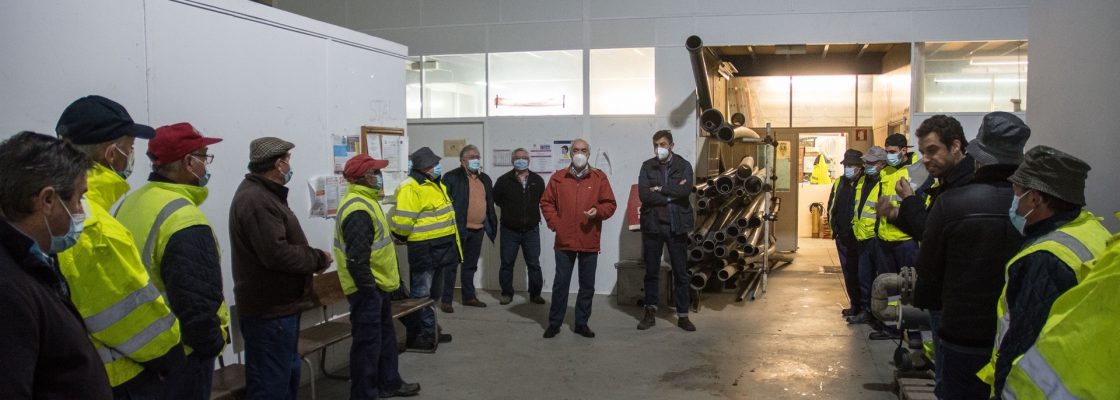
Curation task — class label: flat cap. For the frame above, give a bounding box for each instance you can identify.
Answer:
[249,137,294,163]
[862,146,887,163]
[409,147,440,171]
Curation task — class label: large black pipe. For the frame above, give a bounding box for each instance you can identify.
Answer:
[716,125,761,143]
[701,109,726,134]
[686,36,714,114]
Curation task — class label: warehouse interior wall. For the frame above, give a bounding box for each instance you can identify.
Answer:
[273,0,1032,294]
[1027,0,1120,231]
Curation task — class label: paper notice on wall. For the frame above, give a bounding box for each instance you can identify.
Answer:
[552,140,571,171]
[530,144,552,173]
[381,135,406,172]
[492,149,512,167]
[365,133,382,159]
[332,134,361,175]
[308,175,347,218]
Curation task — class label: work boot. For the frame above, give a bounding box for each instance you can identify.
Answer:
[543,325,560,339]
[530,295,546,304]
[841,307,858,317]
[379,382,421,398]
[637,307,656,330]
[439,303,454,313]
[574,325,596,338]
[845,312,870,325]
[677,317,696,332]
[499,296,513,305]
[463,298,487,308]
[405,335,436,353]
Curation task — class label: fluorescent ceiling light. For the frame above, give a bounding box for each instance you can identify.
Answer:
[970,56,1028,66]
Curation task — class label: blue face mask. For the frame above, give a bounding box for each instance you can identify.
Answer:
[280,160,294,184]
[28,242,50,265]
[47,196,85,254]
[886,153,901,167]
[844,166,859,180]
[367,173,383,190]
[513,159,530,170]
[408,159,413,171]
[1009,190,1034,235]
[430,164,443,178]
[467,159,481,172]
[189,155,211,187]
[864,165,879,176]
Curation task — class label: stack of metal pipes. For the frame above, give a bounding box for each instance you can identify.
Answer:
[687,156,776,300]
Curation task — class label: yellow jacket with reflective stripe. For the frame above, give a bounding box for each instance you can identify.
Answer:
[978,210,1110,388]
[57,163,182,387]
[115,180,231,354]
[1002,212,1120,400]
[852,175,879,241]
[877,158,913,242]
[809,155,832,185]
[334,184,401,294]
[389,175,461,256]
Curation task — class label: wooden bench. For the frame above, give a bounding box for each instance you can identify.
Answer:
[210,272,431,400]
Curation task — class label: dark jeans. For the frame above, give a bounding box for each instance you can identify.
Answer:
[876,239,918,275]
[856,238,878,313]
[938,340,993,400]
[443,228,484,304]
[402,238,454,337]
[162,353,215,400]
[499,226,543,297]
[348,289,404,400]
[835,234,861,310]
[548,250,597,328]
[642,224,690,315]
[240,313,301,400]
[112,368,163,400]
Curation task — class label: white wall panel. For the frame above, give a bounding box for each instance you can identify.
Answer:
[487,21,585,52]
[499,0,583,22]
[346,0,423,30]
[589,19,655,49]
[421,0,501,26]
[362,25,488,55]
[589,0,698,20]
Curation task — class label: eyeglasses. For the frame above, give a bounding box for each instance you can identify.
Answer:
[190,153,214,165]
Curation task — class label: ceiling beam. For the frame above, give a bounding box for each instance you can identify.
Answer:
[856,43,869,58]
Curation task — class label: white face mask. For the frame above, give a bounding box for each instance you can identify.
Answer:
[656,147,670,161]
[572,153,588,168]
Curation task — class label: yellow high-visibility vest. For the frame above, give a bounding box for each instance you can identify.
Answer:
[877,157,913,242]
[389,175,462,258]
[58,163,182,387]
[852,175,878,241]
[333,184,401,294]
[116,180,231,355]
[978,210,1110,389]
[1002,212,1120,399]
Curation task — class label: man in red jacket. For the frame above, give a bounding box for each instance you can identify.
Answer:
[540,138,617,339]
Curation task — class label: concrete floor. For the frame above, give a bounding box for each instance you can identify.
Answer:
[303,238,899,399]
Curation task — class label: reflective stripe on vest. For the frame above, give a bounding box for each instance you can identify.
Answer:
[83,283,162,333]
[982,211,1111,387]
[392,206,453,219]
[138,198,191,270]
[1002,347,1074,400]
[334,186,402,293]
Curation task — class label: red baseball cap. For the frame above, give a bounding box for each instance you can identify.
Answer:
[148,123,223,166]
[343,154,389,180]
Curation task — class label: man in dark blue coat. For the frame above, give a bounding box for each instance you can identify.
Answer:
[441,144,497,312]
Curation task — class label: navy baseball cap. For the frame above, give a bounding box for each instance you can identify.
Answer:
[55,95,155,145]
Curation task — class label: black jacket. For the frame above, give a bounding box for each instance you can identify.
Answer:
[147,174,226,357]
[894,155,975,239]
[229,174,327,319]
[993,210,1083,395]
[637,154,695,235]
[827,176,858,239]
[0,220,112,399]
[912,165,1024,347]
[493,168,545,232]
[442,167,497,241]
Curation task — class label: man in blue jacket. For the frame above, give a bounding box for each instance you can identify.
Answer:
[441,144,497,312]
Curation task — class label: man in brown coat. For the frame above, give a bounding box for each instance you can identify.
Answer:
[229,137,331,400]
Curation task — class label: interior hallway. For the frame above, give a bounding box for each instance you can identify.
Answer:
[304,238,899,399]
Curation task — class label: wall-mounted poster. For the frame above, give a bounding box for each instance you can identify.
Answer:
[530,143,552,173]
[552,140,571,170]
